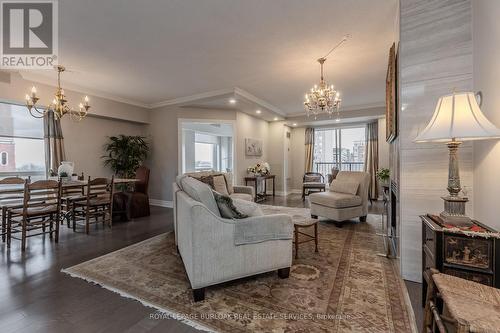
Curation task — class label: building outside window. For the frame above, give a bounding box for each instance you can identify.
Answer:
[0,102,46,179]
[313,126,366,179]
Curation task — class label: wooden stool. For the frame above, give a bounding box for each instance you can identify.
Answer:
[424,268,500,333]
[293,218,319,259]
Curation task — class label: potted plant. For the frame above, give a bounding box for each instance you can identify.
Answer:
[102,135,149,179]
[376,168,390,186]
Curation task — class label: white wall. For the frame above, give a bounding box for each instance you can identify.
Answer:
[290,127,306,191]
[378,117,390,170]
[472,0,500,231]
[147,106,269,202]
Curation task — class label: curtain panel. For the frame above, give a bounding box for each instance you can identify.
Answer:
[364,122,378,200]
[304,128,315,173]
[44,110,66,175]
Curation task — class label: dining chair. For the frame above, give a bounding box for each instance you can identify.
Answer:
[60,176,85,227]
[0,177,27,243]
[7,179,62,251]
[72,176,114,234]
[128,166,150,218]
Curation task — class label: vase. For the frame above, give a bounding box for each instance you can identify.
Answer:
[58,161,74,177]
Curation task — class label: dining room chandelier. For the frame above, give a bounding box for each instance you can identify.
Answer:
[304,35,349,119]
[25,65,90,121]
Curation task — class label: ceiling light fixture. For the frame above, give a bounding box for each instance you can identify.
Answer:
[25,65,90,121]
[304,35,350,119]
[229,98,236,104]
[256,110,262,114]
[273,117,279,121]
[293,123,297,126]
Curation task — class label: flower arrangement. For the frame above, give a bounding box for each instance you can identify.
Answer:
[247,162,270,176]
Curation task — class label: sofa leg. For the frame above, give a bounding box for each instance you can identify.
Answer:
[278,267,290,279]
[193,288,205,302]
[360,215,367,222]
[311,214,318,219]
[333,221,343,228]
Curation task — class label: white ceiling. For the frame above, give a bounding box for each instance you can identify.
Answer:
[21,0,397,115]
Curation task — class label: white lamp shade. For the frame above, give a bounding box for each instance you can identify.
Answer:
[415,92,500,142]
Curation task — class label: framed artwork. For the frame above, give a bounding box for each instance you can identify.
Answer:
[245,138,263,156]
[386,42,398,142]
[444,234,492,271]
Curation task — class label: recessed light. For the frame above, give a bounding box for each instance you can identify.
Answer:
[335,118,341,122]
[256,110,262,114]
[293,123,297,126]
[229,98,236,104]
[273,117,278,121]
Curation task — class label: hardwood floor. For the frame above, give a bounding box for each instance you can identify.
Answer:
[0,195,423,332]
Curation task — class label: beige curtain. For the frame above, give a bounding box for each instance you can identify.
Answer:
[364,121,379,200]
[304,128,315,173]
[44,110,66,175]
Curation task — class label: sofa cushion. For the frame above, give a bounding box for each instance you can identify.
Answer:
[309,191,362,209]
[212,191,248,219]
[229,192,253,202]
[224,172,234,194]
[180,176,221,217]
[212,175,229,195]
[330,179,359,195]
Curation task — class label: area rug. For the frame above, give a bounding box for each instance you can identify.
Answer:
[62,205,417,333]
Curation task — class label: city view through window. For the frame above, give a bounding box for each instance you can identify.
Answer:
[313,127,366,178]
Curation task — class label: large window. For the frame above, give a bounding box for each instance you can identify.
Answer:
[180,121,234,174]
[313,126,366,178]
[0,102,46,179]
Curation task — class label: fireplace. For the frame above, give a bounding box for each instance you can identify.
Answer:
[389,180,399,257]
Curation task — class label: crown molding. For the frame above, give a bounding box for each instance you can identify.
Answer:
[149,88,235,109]
[233,87,286,117]
[286,101,386,118]
[18,71,151,109]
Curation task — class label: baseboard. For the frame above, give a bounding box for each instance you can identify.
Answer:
[149,199,173,208]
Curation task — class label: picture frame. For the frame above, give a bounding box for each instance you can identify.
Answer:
[245,138,263,156]
[386,42,398,142]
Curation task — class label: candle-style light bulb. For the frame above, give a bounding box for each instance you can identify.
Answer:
[79,103,84,110]
[31,86,37,97]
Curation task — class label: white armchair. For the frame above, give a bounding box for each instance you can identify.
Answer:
[173,176,293,301]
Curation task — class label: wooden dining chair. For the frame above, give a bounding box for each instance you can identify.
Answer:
[0,177,27,243]
[72,176,114,234]
[7,179,62,251]
[60,176,85,227]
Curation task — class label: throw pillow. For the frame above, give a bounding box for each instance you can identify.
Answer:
[212,174,229,195]
[330,179,359,195]
[304,174,322,183]
[212,191,248,219]
[197,175,215,188]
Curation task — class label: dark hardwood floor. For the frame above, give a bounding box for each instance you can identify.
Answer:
[0,195,423,332]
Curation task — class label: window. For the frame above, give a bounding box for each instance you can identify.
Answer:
[0,102,46,179]
[313,126,366,178]
[180,121,234,174]
[0,152,7,166]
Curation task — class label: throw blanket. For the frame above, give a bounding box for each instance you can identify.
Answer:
[233,214,293,245]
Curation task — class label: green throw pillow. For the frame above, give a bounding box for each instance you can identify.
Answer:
[212,191,248,219]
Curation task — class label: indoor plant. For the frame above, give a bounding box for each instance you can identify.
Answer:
[102,135,149,178]
[376,168,390,185]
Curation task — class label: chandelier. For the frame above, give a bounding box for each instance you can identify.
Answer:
[304,35,349,119]
[25,65,90,121]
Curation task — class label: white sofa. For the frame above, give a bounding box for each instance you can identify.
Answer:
[309,171,370,225]
[172,175,293,301]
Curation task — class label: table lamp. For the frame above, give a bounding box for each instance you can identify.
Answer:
[415,91,500,226]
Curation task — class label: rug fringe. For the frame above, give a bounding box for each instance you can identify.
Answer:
[61,268,215,332]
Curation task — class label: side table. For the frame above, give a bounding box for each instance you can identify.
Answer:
[244,175,276,202]
[293,218,319,259]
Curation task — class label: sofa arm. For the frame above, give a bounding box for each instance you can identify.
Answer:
[234,214,293,245]
[233,185,254,197]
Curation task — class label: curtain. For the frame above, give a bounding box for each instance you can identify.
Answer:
[44,110,66,175]
[304,128,315,173]
[364,121,379,200]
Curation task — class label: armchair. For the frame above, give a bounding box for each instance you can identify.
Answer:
[173,176,293,301]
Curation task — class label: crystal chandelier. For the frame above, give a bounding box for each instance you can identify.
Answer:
[304,35,349,119]
[304,57,341,118]
[25,65,90,121]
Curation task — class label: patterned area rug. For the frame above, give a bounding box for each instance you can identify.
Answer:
[63,206,417,332]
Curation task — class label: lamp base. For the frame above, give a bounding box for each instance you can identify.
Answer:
[440,196,473,227]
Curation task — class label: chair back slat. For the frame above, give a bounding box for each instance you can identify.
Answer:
[22,180,62,214]
[0,177,26,185]
[86,176,114,202]
[0,177,28,208]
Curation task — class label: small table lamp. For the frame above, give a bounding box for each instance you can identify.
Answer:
[415,92,500,226]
